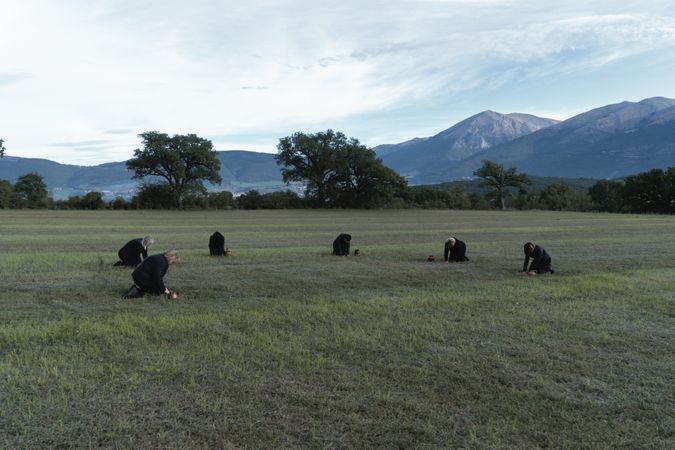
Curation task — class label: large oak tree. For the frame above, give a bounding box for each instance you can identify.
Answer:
[127,132,222,208]
[275,129,406,208]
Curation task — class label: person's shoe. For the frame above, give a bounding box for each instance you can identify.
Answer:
[123,285,142,299]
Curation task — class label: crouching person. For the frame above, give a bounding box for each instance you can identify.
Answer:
[444,237,469,262]
[123,250,180,299]
[332,233,351,256]
[523,242,554,275]
[115,235,154,267]
[209,231,225,256]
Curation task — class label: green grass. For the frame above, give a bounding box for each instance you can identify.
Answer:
[0,210,673,449]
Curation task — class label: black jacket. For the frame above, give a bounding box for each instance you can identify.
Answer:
[118,238,148,266]
[444,238,469,262]
[523,245,552,273]
[332,233,351,256]
[209,232,225,256]
[132,254,168,295]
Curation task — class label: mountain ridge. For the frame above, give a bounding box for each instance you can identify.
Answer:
[374,110,559,183]
[443,97,675,180]
[3,97,675,196]
[0,150,285,199]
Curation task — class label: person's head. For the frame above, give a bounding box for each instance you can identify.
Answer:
[446,237,456,247]
[142,235,155,249]
[524,242,535,256]
[163,250,180,266]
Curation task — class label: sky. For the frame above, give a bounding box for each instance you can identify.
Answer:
[2,0,675,165]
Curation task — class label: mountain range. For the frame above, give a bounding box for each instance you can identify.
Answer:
[374,111,558,182]
[0,151,285,199]
[2,96,675,197]
[376,97,675,184]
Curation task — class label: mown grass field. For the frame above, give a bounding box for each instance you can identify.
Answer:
[0,209,673,449]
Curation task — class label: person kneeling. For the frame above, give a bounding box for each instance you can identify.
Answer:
[523,242,554,276]
[114,235,154,267]
[444,237,469,262]
[209,231,225,256]
[123,250,180,299]
[332,233,351,256]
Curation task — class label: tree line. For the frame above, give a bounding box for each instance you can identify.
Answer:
[589,168,675,214]
[1,132,674,213]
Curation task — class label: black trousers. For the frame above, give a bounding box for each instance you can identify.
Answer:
[117,250,142,267]
[534,255,552,273]
[132,275,164,295]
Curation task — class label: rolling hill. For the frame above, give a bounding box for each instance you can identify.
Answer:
[0,151,284,199]
[4,97,675,197]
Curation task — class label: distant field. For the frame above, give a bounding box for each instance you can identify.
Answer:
[0,210,673,448]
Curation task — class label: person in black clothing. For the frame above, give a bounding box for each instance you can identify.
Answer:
[123,250,180,299]
[332,233,351,256]
[114,236,154,267]
[444,237,469,262]
[523,242,554,275]
[209,231,225,256]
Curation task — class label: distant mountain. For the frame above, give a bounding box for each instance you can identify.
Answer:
[375,111,558,184]
[4,97,675,197]
[210,151,285,190]
[0,151,284,199]
[0,157,88,188]
[445,97,675,179]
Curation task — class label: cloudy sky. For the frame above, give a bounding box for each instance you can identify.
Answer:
[2,0,675,165]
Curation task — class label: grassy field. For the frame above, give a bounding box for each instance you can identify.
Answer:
[0,209,673,449]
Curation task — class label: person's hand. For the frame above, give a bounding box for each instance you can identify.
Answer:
[169,291,178,300]
[527,271,537,276]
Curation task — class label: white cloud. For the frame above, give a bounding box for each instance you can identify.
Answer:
[1,0,674,163]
